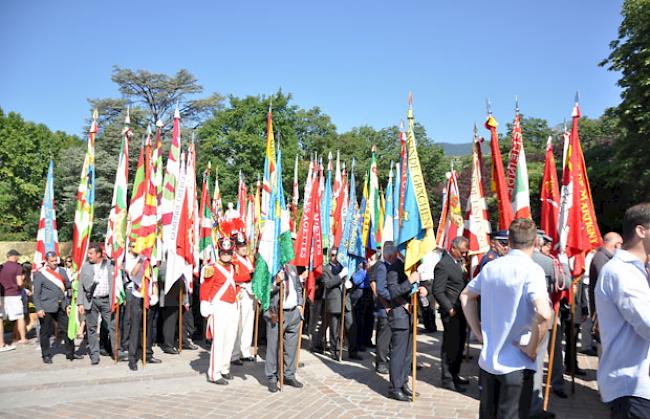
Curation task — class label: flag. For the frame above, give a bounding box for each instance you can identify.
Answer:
[294,158,315,266]
[212,164,223,221]
[382,162,395,245]
[34,160,60,270]
[105,110,130,311]
[362,145,381,250]
[186,141,200,281]
[292,155,299,234]
[398,122,408,227]
[252,145,293,310]
[237,170,247,222]
[161,106,182,250]
[558,99,603,276]
[127,140,146,242]
[321,153,333,249]
[506,110,532,219]
[437,169,464,251]
[68,111,97,340]
[540,136,561,249]
[332,152,345,247]
[199,163,216,262]
[398,95,436,273]
[463,127,491,277]
[485,113,513,230]
[338,160,362,277]
[261,103,276,219]
[152,122,164,269]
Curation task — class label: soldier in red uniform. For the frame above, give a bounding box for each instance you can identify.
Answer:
[231,232,256,365]
[200,237,240,385]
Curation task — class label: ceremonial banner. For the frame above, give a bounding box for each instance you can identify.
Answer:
[34,160,60,270]
[199,164,216,262]
[161,107,182,250]
[485,114,513,230]
[437,169,464,251]
[506,111,532,219]
[382,162,394,245]
[261,103,276,219]
[540,136,561,248]
[294,159,315,266]
[321,153,333,249]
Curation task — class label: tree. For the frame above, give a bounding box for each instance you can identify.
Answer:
[0,107,81,240]
[600,0,650,224]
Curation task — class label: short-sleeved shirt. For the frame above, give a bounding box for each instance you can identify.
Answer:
[0,261,24,297]
[465,249,548,375]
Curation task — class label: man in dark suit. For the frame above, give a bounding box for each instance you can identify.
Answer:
[371,249,391,374]
[33,251,83,363]
[323,248,361,361]
[264,263,306,393]
[433,236,470,393]
[385,242,421,401]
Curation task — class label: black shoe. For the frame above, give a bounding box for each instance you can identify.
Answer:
[441,382,466,393]
[580,348,598,356]
[182,342,198,350]
[552,388,568,399]
[388,390,411,402]
[376,364,389,375]
[310,347,324,354]
[241,357,255,362]
[147,356,162,364]
[268,381,279,393]
[358,346,367,352]
[209,378,228,385]
[231,359,244,366]
[162,347,180,355]
[128,362,138,371]
[453,375,470,385]
[330,352,340,361]
[348,352,363,360]
[100,349,110,357]
[67,353,83,361]
[222,373,234,380]
[43,357,53,364]
[91,358,100,365]
[573,368,587,377]
[284,377,303,388]
[402,385,419,398]
[529,411,556,419]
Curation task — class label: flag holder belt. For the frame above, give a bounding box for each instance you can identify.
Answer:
[283,306,298,312]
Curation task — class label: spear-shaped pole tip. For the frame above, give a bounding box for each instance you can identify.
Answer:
[515,95,520,114]
[575,91,580,104]
[486,98,492,116]
[92,108,99,121]
[124,105,130,125]
[156,119,164,128]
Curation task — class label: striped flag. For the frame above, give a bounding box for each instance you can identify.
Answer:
[506,108,532,219]
[382,162,395,245]
[463,127,491,277]
[164,152,191,294]
[105,111,131,311]
[261,103,276,219]
[292,155,299,234]
[161,106,182,250]
[33,160,60,270]
[68,111,98,340]
[199,163,215,263]
[321,153,333,249]
[437,169,464,251]
[212,164,223,221]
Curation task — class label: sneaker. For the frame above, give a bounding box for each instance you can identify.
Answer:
[0,344,16,353]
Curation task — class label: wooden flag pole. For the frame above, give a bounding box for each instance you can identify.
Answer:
[114,305,120,365]
[296,286,307,367]
[339,284,347,362]
[411,293,418,403]
[253,300,260,361]
[570,279,578,394]
[279,275,285,390]
[544,302,561,412]
[179,286,183,353]
[142,302,147,368]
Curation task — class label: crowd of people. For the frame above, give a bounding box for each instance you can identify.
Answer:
[1,202,649,419]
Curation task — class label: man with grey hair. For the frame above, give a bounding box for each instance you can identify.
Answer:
[461,218,552,418]
[433,236,470,392]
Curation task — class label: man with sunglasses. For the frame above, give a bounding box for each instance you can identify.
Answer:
[200,237,239,385]
[432,236,471,393]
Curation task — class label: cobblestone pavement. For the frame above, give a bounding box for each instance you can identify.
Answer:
[0,327,607,419]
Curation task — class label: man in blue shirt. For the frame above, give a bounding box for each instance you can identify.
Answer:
[461,218,552,418]
[595,202,650,418]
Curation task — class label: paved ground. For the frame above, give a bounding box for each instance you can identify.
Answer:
[0,327,607,419]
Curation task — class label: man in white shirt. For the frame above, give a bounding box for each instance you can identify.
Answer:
[595,203,650,418]
[461,218,552,418]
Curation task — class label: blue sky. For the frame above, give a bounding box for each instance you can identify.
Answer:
[0,0,623,143]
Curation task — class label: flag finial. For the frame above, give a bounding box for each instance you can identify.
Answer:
[515,96,519,114]
[125,106,130,125]
[156,119,163,128]
[575,91,580,104]
[486,98,492,116]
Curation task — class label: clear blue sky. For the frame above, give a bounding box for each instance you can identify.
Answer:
[0,0,623,143]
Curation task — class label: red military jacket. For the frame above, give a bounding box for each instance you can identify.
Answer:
[200,261,238,304]
[233,254,254,284]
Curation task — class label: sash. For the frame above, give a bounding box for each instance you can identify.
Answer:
[238,256,253,273]
[212,262,236,303]
[41,267,66,292]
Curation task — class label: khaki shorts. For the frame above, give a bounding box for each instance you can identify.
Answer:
[0,296,24,321]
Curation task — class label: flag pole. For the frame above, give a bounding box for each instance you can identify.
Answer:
[279,274,285,390]
[143,294,147,368]
[411,292,418,403]
[179,286,183,352]
[570,277,579,394]
[114,305,120,365]
[296,285,307,367]
[338,282,347,362]
[544,302,561,411]
[253,300,260,361]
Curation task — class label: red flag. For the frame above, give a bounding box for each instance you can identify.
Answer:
[540,136,561,248]
[294,160,315,266]
[307,172,324,302]
[562,101,603,277]
[237,171,247,224]
[485,114,513,230]
[332,165,347,248]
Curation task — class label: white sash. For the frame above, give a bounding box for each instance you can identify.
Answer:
[40,268,66,293]
[212,263,236,304]
[238,256,253,272]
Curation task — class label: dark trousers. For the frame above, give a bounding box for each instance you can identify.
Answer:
[375,316,390,368]
[329,310,357,356]
[265,307,301,382]
[440,310,467,385]
[128,297,154,363]
[479,368,534,419]
[161,306,193,350]
[308,299,325,351]
[120,291,134,352]
[86,296,115,362]
[563,319,580,373]
[39,308,74,359]
[352,290,374,348]
[388,325,412,392]
[608,396,650,419]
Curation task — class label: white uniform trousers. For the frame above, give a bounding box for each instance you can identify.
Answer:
[207,300,239,382]
[232,288,255,360]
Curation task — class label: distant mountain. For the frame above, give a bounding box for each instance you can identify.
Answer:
[436,142,492,157]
